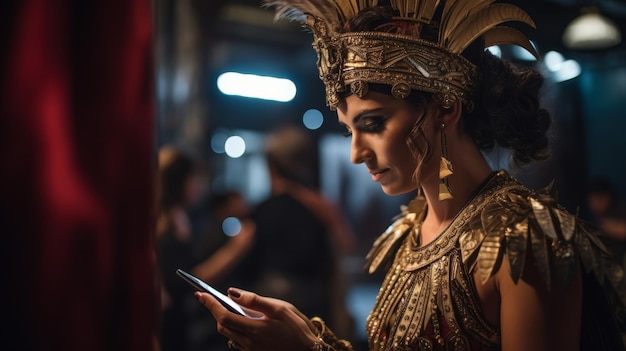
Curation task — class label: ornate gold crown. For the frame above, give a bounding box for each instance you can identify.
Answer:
[264,0,538,110]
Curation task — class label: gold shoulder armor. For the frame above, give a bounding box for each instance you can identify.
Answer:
[460,184,625,299]
[365,196,426,274]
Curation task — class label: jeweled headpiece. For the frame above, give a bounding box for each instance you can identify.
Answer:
[264,0,538,110]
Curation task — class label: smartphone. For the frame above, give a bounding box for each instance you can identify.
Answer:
[176,269,250,317]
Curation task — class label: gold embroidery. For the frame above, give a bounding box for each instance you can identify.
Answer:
[365,170,625,350]
[263,0,537,110]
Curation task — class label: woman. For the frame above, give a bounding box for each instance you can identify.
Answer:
[196,0,626,350]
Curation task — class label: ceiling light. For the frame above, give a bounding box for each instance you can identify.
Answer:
[563,8,622,50]
[217,72,297,102]
[544,51,565,72]
[552,60,581,82]
[302,109,324,130]
[224,135,246,158]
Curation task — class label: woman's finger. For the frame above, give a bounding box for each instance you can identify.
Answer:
[195,291,228,315]
[199,290,317,350]
[227,288,290,318]
[195,293,244,324]
[228,288,315,331]
[195,292,266,334]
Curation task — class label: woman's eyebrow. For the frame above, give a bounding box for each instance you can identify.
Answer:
[352,108,384,124]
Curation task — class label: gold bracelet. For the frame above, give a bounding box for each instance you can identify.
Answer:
[310,337,332,351]
[309,317,354,351]
[227,339,241,350]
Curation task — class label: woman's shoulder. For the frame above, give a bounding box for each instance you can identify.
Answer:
[459,174,625,296]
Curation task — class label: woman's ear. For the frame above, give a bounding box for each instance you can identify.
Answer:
[437,98,462,127]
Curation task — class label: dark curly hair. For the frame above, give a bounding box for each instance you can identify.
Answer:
[465,51,551,165]
[344,5,551,167]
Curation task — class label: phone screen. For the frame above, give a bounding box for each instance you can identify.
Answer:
[176,269,249,317]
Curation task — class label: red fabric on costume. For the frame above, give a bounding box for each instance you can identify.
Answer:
[1,1,157,350]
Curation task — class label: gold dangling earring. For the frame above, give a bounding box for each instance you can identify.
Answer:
[439,122,453,201]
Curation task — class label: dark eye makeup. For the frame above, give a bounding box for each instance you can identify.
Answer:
[342,116,386,137]
[340,107,388,137]
[360,116,386,133]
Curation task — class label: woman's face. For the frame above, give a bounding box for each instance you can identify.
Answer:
[338,91,433,195]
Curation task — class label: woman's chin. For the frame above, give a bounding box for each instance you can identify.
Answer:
[380,183,417,196]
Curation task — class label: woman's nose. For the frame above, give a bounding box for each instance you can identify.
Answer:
[350,135,371,164]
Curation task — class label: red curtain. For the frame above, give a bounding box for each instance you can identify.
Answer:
[1,1,157,350]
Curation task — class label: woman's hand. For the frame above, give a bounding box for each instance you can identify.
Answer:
[196,288,319,351]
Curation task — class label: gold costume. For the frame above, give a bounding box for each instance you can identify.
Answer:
[311,171,625,350]
[364,170,626,350]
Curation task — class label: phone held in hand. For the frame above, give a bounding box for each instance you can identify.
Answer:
[176,269,251,317]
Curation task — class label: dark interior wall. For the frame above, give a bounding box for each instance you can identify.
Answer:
[579,60,626,199]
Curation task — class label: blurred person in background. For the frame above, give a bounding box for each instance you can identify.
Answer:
[189,190,256,351]
[195,190,256,288]
[158,148,256,351]
[239,125,357,336]
[588,176,626,241]
[156,146,204,351]
[587,176,626,333]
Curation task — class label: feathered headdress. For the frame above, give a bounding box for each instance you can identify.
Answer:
[263,0,538,110]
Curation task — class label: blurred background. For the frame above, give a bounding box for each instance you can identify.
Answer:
[153,0,626,350]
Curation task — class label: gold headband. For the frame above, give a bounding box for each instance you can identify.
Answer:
[265,0,538,110]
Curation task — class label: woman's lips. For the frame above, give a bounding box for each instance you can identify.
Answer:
[369,169,388,182]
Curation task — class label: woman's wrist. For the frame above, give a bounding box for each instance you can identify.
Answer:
[308,317,354,351]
